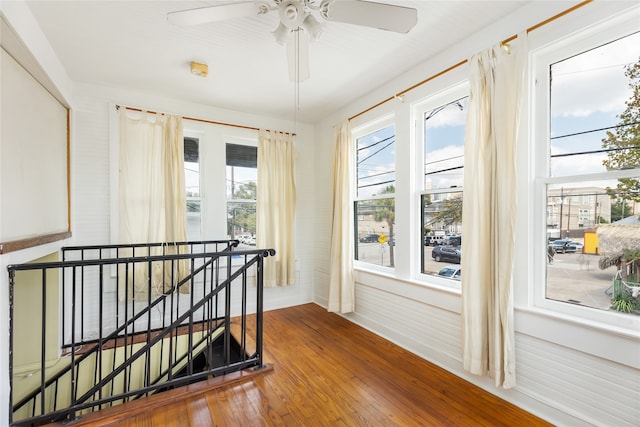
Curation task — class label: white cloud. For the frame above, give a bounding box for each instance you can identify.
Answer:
[426,145,464,188]
[551,32,639,118]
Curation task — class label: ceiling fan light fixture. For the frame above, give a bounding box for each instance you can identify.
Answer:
[279,0,305,29]
[272,22,290,45]
[302,14,324,41]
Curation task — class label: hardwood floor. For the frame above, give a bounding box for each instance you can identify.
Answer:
[48,303,552,426]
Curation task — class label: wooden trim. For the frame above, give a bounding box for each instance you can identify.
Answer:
[349,0,593,122]
[0,231,71,254]
[67,108,71,232]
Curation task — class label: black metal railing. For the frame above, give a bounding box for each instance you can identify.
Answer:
[8,240,273,426]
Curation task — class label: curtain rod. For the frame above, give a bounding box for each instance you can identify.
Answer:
[116,105,296,136]
[349,0,593,122]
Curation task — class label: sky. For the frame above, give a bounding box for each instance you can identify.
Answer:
[550,31,640,180]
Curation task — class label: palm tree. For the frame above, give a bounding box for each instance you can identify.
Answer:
[372,185,395,267]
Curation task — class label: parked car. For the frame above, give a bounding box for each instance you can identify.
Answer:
[359,233,380,243]
[431,245,461,263]
[549,239,583,253]
[443,235,461,247]
[437,264,461,280]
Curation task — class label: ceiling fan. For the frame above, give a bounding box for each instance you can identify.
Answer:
[167,0,418,82]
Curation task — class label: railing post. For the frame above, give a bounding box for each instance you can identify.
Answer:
[8,269,15,425]
[224,253,232,366]
[255,252,266,370]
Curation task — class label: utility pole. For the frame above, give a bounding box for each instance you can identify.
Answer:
[558,187,564,238]
[566,196,572,239]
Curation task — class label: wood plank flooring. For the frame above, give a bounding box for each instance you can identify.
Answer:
[48,303,552,426]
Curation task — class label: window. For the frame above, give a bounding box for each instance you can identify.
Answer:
[539,29,640,317]
[354,119,395,268]
[184,137,201,241]
[226,143,257,247]
[419,88,468,282]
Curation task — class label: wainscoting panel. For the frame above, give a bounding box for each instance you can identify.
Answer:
[516,333,639,427]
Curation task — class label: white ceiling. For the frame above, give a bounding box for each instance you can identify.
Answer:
[23,0,538,123]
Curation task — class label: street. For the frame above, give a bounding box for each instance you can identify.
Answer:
[357,243,615,311]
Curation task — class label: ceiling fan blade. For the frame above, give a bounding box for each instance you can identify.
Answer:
[167,2,263,26]
[326,0,417,33]
[286,30,310,82]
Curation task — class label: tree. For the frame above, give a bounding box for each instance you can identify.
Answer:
[372,185,395,267]
[431,194,463,226]
[228,181,256,237]
[233,181,256,200]
[611,198,633,222]
[602,57,640,203]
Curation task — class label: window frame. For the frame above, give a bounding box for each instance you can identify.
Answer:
[530,13,640,331]
[352,114,397,272]
[414,82,469,289]
[184,135,202,241]
[225,141,258,248]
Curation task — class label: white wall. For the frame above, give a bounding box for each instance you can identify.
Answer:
[313,2,640,426]
[0,2,75,424]
[71,82,316,311]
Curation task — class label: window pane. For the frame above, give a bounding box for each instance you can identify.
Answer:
[422,96,466,280]
[226,143,257,246]
[421,191,463,278]
[227,201,255,246]
[424,97,467,190]
[546,31,640,315]
[357,125,395,198]
[549,32,640,177]
[226,166,256,200]
[185,137,200,240]
[546,181,640,311]
[355,198,395,268]
[186,200,201,241]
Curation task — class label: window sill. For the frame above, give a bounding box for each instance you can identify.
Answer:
[353,266,461,314]
[515,305,640,369]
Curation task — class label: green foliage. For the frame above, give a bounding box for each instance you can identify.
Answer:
[602,57,640,202]
[623,248,640,262]
[609,198,633,222]
[431,194,463,226]
[228,181,257,235]
[372,185,395,267]
[372,185,395,224]
[611,292,639,313]
[233,181,257,200]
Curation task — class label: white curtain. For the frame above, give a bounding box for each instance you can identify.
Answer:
[328,121,355,313]
[461,34,527,388]
[119,110,189,300]
[256,130,296,287]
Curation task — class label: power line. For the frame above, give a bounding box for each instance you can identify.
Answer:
[359,170,395,180]
[358,140,395,165]
[358,179,396,190]
[357,135,394,152]
[551,145,640,158]
[551,121,640,140]
[425,154,464,166]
